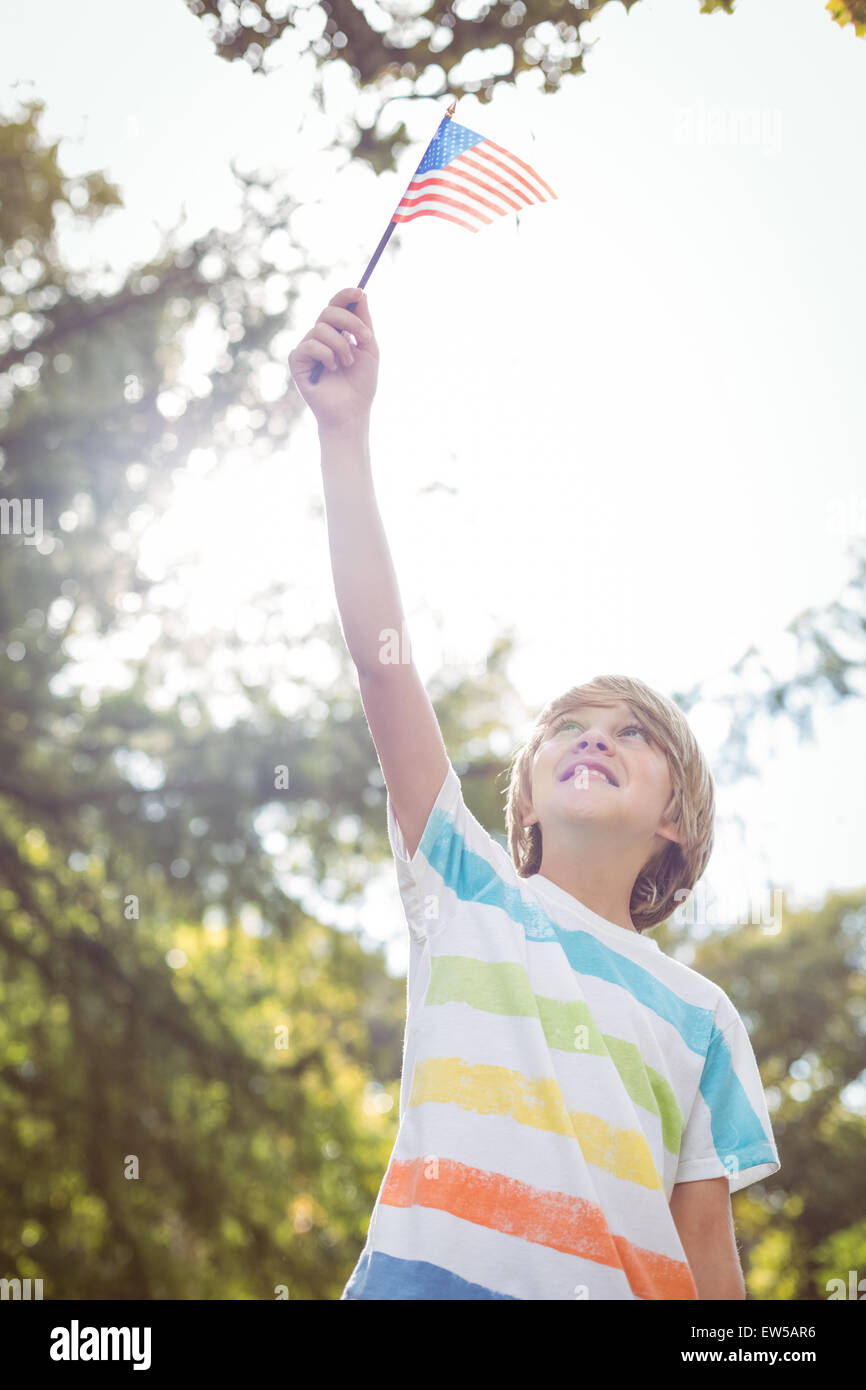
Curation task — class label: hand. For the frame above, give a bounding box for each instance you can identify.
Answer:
[288,287,379,431]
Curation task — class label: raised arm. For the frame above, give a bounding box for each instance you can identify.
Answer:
[288,288,449,859]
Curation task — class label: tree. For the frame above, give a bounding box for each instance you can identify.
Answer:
[181,0,866,173]
[0,98,541,1297]
[0,97,410,1298]
[671,543,866,789]
[654,892,866,1300]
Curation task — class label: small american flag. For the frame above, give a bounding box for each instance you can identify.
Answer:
[392,116,556,234]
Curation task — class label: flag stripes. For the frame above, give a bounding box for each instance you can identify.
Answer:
[392,117,557,234]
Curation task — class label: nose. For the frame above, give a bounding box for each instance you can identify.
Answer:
[576,731,610,752]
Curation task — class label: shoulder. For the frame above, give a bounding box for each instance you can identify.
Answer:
[644,947,745,1044]
[645,943,729,1005]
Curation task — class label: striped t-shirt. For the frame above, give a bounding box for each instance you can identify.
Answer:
[342,758,780,1300]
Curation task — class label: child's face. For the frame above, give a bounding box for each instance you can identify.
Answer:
[526,700,680,849]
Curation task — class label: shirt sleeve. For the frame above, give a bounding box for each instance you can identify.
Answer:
[385,756,503,945]
[675,999,781,1194]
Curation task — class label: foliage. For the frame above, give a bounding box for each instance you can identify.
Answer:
[826,0,866,38]
[671,546,866,788]
[181,0,865,173]
[0,98,539,1298]
[655,895,866,1299]
[0,98,408,1298]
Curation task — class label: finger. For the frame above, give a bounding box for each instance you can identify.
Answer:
[292,336,339,374]
[318,305,373,346]
[310,321,356,368]
[329,287,373,333]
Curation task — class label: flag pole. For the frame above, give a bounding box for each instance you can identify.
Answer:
[309,99,458,384]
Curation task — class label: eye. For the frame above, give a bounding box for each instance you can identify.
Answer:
[551,718,651,742]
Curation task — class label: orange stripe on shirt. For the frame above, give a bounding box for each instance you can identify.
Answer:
[382,1155,697,1300]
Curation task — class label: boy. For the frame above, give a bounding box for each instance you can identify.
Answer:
[288,287,780,1300]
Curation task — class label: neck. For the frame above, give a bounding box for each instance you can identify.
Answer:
[535,829,655,934]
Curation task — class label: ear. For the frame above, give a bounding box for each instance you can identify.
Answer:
[520,789,537,831]
[656,781,682,846]
[656,817,682,847]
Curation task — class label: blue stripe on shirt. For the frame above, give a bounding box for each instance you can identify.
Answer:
[343,1248,519,1300]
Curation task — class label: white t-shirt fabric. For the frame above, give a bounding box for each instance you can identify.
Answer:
[341,758,780,1300]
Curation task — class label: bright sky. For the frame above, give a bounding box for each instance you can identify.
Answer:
[3,0,865,977]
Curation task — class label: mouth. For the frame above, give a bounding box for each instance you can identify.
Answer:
[559,758,619,787]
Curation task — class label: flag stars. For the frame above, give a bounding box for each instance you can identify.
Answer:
[417,118,485,175]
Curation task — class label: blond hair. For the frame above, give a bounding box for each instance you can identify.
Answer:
[503,675,715,932]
